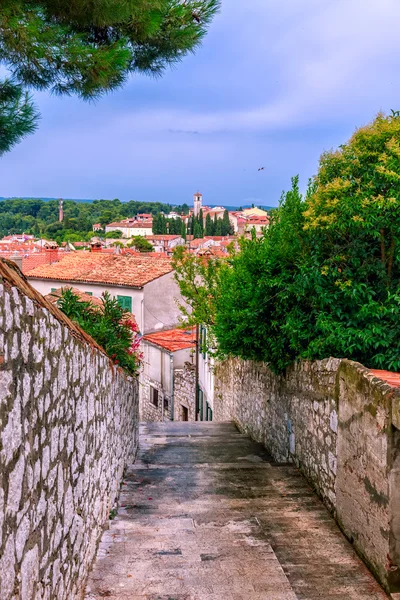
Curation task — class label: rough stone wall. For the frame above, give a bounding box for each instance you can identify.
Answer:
[174,363,196,421]
[0,259,139,600]
[214,357,339,510]
[336,360,394,590]
[214,356,400,594]
[139,373,171,422]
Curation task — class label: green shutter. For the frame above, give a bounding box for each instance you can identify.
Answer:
[117,295,132,312]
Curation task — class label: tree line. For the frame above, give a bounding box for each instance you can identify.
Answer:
[174,113,400,373]
[0,198,190,243]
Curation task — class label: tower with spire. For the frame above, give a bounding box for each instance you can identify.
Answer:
[59,198,64,223]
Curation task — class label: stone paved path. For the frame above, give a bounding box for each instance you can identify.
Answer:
[85,422,389,600]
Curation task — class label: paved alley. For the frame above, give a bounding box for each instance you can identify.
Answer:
[85,423,389,600]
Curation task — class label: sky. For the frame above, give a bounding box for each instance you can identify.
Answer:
[1,0,400,207]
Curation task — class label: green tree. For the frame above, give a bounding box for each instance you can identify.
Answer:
[214,218,222,236]
[172,246,223,331]
[0,0,220,151]
[193,221,203,239]
[105,230,123,238]
[221,209,231,236]
[205,213,213,236]
[0,80,39,155]
[181,220,187,241]
[128,236,153,252]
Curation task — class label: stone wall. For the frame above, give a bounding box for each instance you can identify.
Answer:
[214,356,400,594]
[139,373,171,422]
[174,362,196,421]
[0,259,139,600]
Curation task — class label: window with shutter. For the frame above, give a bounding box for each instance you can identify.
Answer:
[117,295,132,312]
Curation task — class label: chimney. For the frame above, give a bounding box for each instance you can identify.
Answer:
[9,252,23,272]
[45,248,59,264]
[90,238,103,253]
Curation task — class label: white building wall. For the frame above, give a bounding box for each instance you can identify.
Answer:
[143,272,185,333]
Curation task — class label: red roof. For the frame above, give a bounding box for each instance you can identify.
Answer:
[143,327,196,352]
[370,370,400,389]
[27,252,173,288]
[147,235,181,241]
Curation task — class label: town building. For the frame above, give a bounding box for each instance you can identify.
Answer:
[27,252,182,334]
[140,327,196,422]
[145,235,185,255]
[105,218,153,238]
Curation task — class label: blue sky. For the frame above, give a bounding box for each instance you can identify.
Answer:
[1,0,400,207]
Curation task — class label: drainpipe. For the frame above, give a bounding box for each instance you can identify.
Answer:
[195,324,199,421]
[170,353,174,421]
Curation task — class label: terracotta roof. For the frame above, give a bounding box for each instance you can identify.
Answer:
[27,252,173,288]
[147,235,181,241]
[106,222,127,228]
[143,327,196,352]
[370,370,400,389]
[131,221,153,228]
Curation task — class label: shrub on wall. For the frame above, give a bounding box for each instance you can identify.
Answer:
[56,288,142,375]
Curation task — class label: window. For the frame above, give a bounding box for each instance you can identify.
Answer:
[150,386,159,407]
[51,288,57,292]
[181,405,189,422]
[163,398,169,412]
[117,295,132,312]
[85,291,93,296]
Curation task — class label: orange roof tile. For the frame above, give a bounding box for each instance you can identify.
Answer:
[370,370,400,389]
[143,327,196,352]
[27,252,173,288]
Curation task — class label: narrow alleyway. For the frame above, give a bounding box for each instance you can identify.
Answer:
[85,423,389,600]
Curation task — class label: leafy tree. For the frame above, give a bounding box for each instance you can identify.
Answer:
[221,209,232,236]
[172,246,223,331]
[214,218,222,236]
[105,230,123,238]
[0,80,39,155]
[0,0,220,151]
[193,221,203,239]
[128,236,153,252]
[181,220,187,240]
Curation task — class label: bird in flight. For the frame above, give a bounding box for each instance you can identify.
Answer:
[258,167,265,171]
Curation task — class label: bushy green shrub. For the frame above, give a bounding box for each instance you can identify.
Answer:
[56,289,142,375]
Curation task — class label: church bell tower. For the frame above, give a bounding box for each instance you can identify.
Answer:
[193,192,202,218]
